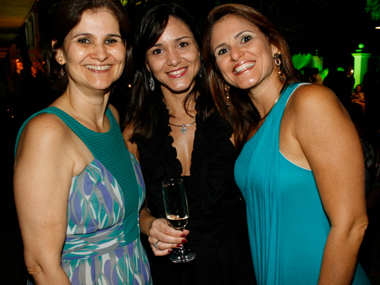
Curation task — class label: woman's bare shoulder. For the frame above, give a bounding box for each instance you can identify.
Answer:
[288,84,345,117]
[16,113,73,159]
[291,84,337,103]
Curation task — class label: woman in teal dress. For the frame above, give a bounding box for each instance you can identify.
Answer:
[13,0,151,284]
[202,3,370,285]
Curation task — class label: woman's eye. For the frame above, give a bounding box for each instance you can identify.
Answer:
[241,35,252,43]
[105,38,118,44]
[78,38,90,44]
[179,42,189,48]
[152,49,162,55]
[217,48,228,55]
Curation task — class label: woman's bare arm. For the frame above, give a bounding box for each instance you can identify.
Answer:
[14,114,75,284]
[291,85,368,284]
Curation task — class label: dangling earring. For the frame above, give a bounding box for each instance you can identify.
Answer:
[149,72,155,91]
[274,52,285,81]
[225,84,230,107]
[60,61,65,76]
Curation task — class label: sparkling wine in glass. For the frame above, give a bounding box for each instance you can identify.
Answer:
[162,178,196,263]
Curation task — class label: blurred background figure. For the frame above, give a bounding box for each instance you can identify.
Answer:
[301,67,323,84]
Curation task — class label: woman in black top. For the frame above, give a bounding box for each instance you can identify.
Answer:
[123,4,256,284]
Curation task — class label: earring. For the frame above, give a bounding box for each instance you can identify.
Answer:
[59,61,65,76]
[274,52,285,81]
[149,72,155,91]
[224,84,230,107]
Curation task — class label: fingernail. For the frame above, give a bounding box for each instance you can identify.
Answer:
[168,249,173,253]
[181,239,188,243]
[181,234,187,238]
[176,244,183,247]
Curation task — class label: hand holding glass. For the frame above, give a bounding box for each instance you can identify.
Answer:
[162,178,196,263]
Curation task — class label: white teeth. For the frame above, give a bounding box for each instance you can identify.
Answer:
[234,62,255,74]
[168,67,186,75]
[85,65,111,70]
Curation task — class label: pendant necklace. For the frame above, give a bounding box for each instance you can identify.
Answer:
[168,121,196,135]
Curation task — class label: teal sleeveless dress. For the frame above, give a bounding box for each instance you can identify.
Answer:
[235,83,370,285]
[15,106,152,285]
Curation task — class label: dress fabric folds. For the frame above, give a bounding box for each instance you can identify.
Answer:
[234,83,371,285]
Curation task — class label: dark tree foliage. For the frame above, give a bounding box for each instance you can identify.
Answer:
[366,0,380,20]
[37,0,379,70]
[125,0,378,66]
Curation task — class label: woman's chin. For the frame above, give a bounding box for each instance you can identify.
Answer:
[161,83,195,96]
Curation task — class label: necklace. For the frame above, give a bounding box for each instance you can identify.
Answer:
[259,95,281,121]
[168,121,196,135]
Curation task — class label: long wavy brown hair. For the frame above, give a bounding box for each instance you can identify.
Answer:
[202,3,300,150]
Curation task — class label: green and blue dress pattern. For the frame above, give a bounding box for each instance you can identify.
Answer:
[61,155,150,284]
[16,107,151,285]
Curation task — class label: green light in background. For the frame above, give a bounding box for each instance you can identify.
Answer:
[352,44,371,87]
[292,52,328,81]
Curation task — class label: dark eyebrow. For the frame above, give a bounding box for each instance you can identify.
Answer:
[72,33,91,39]
[107,34,123,38]
[151,43,163,48]
[72,33,122,39]
[234,30,253,39]
[213,42,226,53]
[151,36,191,47]
[175,36,191,42]
[213,30,254,53]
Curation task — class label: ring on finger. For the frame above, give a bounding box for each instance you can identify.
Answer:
[154,240,160,250]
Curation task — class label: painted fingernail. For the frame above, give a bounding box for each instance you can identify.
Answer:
[181,239,188,243]
[181,234,187,238]
[177,244,183,248]
[168,249,173,253]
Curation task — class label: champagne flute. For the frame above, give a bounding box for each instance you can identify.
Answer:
[162,178,196,263]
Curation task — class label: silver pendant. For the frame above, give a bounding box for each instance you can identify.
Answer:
[168,121,195,135]
[180,125,187,135]
[149,77,155,91]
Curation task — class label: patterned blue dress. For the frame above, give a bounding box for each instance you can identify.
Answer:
[15,106,152,285]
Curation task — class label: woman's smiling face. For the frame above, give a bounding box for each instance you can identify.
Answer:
[56,9,126,94]
[211,15,278,91]
[146,16,201,96]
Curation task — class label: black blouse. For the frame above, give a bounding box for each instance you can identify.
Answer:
[137,100,244,232]
[136,100,256,285]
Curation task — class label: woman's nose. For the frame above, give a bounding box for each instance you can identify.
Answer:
[166,50,181,66]
[230,46,244,62]
[91,44,109,61]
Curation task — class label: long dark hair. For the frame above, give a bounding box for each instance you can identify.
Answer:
[202,3,300,149]
[124,3,209,142]
[43,0,131,94]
